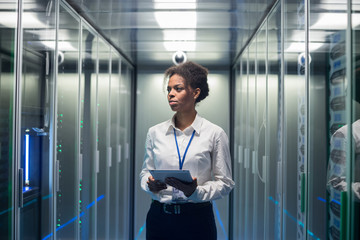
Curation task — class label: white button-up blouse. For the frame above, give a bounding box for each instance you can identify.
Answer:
[140,114,235,203]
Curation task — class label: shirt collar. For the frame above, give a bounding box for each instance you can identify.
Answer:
[166,113,202,135]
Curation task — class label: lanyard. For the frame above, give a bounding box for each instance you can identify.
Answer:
[173,128,196,170]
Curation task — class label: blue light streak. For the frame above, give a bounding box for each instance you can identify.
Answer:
[135,222,146,240]
[42,194,105,240]
[331,199,341,205]
[42,233,53,240]
[213,201,228,240]
[56,216,78,231]
[97,195,104,201]
[25,134,30,185]
[269,195,321,239]
[86,201,95,209]
[0,207,13,216]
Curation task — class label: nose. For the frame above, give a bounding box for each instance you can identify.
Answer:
[168,89,175,98]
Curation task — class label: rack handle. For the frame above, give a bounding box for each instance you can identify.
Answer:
[301,173,305,213]
[19,168,23,208]
[340,191,347,240]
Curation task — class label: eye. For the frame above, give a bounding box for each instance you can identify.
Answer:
[175,87,183,92]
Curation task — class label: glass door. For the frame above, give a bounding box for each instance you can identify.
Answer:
[96,37,111,239]
[350,2,360,239]
[267,4,281,239]
[79,23,97,240]
[18,0,56,239]
[283,0,307,238]
[55,3,81,239]
[109,50,121,239]
[256,24,267,240]
[0,1,17,238]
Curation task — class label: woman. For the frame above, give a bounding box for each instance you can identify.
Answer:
[140,61,234,240]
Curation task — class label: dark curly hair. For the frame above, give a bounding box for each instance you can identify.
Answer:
[164,61,209,103]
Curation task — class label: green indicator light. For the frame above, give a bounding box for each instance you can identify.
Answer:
[60,114,63,117]
[81,121,83,123]
[80,125,83,128]
[58,194,61,197]
[59,170,61,172]
[79,188,82,191]
[58,219,60,221]
[79,200,82,203]
[79,220,82,223]
[57,224,61,227]
[80,184,82,186]
[59,145,62,147]
[59,120,62,123]
[59,149,62,152]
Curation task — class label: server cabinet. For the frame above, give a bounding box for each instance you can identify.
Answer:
[256,25,267,240]
[55,3,81,239]
[79,23,98,240]
[109,50,121,239]
[118,62,132,240]
[17,0,56,239]
[267,5,281,239]
[0,1,17,238]
[96,37,111,239]
[283,0,307,238]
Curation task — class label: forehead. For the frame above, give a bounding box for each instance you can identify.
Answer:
[168,74,186,86]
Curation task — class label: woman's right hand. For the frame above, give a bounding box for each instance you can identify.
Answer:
[147,176,167,193]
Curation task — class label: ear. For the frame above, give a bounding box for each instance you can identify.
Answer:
[193,88,201,100]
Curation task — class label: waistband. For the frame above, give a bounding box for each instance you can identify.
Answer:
[152,200,212,215]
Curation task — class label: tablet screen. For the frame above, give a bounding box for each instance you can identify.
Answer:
[149,170,193,183]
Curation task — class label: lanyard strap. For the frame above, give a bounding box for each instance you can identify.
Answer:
[173,128,196,170]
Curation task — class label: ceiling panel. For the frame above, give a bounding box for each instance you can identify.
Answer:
[66,0,275,69]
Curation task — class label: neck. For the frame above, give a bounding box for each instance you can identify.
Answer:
[175,110,197,131]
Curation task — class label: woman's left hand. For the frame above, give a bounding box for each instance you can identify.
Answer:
[165,177,197,197]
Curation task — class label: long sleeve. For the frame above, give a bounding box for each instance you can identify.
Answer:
[139,130,160,200]
[188,129,235,202]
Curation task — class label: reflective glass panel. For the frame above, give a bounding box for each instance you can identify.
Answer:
[247,40,256,240]
[267,4,281,239]
[232,61,242,240]
[256,24,267,239]
[308,0,348,239]
[109,50,121,239]
[238,50,248,240]
[0,1,16,238]
[96,37,110,239]
[283,0,307,238]
[351,0,360,239]
[119,62,132,240]
[20,0,56,239]
[56,3,80,238]
[79,23,97,240]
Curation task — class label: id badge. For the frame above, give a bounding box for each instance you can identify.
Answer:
[172,187,186,202]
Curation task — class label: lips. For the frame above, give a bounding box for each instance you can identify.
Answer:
[169,101,177,106]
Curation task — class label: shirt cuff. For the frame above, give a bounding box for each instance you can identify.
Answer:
[187,187,202,202]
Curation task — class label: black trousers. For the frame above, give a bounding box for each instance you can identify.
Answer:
[146,201,217,240]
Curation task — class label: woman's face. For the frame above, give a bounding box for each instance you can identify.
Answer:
[167,74,199,113]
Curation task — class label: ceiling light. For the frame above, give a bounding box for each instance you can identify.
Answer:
[155,11,197,29]
[0,12,48,29]
[285,42,323,53]
[163,30,196,41]
[164,41,196,51]
[153,0,197,9]
[311,13,360,30]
